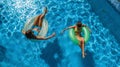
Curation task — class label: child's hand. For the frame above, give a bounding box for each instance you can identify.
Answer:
[60,30,65,34]
[89,29,92,33]
[52,32,56,37]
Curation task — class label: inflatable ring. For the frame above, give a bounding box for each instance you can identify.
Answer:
[22,16,48,37]
[69,27,90,45]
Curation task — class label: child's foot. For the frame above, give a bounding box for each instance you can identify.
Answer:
[82,54,85,58]
[44,7,47,14]
[82,52,86,58]
[85,53,87,56]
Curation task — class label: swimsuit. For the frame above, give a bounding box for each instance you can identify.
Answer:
[74,27,82,36]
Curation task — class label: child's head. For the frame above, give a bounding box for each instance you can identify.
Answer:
[76,21,82,27]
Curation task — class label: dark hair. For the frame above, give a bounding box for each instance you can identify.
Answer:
[25,30,36,39]
[76,21,82,27]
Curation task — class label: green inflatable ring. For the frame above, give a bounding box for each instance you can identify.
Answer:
[69,27,90,45]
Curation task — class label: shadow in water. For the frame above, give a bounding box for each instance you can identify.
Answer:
[0,45,6,62]
[40,38,63,67]
[82,50,95,67]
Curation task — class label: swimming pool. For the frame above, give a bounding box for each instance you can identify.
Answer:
[0,0,120,67]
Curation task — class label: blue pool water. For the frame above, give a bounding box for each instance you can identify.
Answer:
[0,0,120,67]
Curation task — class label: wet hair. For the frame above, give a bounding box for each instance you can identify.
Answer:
[25,30,36,39]
[76,21,82,27]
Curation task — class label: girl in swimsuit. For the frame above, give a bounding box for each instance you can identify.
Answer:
[22,7,55,40]
[61,21,91,58]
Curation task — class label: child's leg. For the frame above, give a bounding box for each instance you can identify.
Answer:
[33,15,41,26]
[81,38,85,58]
[77,36,85,58]
[33,7,47,26]
[38,7,47,27]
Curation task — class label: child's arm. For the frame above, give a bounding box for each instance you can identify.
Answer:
[61,26,75,34]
